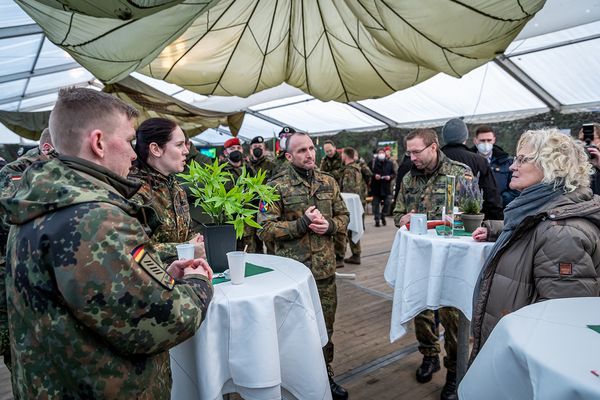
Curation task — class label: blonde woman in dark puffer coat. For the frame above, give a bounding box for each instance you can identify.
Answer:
[470,128,600,362]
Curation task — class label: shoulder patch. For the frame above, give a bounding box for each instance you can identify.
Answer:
[131,245,175,290]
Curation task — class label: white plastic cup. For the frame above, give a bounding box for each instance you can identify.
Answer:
[176,243,195,260]
[409,214,427,235]
[227,251,246,285]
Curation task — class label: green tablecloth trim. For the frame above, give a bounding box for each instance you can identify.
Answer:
[588,325,600,335]
[212,263,273,285]
[435,225,473,237]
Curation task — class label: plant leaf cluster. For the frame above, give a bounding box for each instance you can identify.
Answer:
[458,174,484,214]
[178,160,280,239]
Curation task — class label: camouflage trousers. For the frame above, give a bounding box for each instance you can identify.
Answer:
[414,307,458,373]
[334,230,347,260]
[316,276,337,365]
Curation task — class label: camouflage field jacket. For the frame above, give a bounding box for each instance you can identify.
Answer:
[0,156,212,399]
[130,164,196,264]
[257,165,349,280]
[394,152,472,225]
[340,162,366,204]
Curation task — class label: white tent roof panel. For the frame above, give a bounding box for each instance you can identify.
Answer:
[515,0,600,40]
[35,38,76,70]
[18,92,58,111]
[0,1,33,28]
[1,80,27,100]
[0,34,41,75]
[192,128,234,147]
[512,38,600,105]
[258,99,383,134]
[508,20,600,55]
[358,63,548,125]
[219,114,283,141]
[0,0,599,144]
[26,68,94,94]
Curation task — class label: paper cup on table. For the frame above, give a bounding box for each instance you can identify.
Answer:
[226,251,246,285]
[176,243,195,260]
[409,214,427,235]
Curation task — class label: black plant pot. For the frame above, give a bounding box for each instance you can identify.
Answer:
[201,223,236,273]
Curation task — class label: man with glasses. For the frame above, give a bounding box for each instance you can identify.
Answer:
[393,128,473,400]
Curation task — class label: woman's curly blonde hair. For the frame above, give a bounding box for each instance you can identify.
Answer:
[517,128,592,192]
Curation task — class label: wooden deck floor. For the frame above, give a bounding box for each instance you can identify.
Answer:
[0,221,449,400]
[331,221,446,400]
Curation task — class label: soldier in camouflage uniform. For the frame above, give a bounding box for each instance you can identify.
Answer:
[222,137,257,253]
[0,128,54,372]
[248,135,275,178]
[269,126,296,178]
[393,128,472,400]
[320,140,346,267]
[248,135,276,252]
[129,118,203,265]
[339,148,366,264]
[356,154,373,197]
[0,88,213,399]
[257,132,349,400]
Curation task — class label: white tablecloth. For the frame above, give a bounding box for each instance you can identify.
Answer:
[383,228,494,341]
[341,192,364,243]
[170,254,332,400]
[459,297,600,400]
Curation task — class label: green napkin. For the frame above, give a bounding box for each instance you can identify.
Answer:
[588,325,600,335]
[435,225,473,237]
[212,262,273,285]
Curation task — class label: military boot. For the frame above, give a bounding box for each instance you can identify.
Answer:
[328,366,348,400]
[344,254,361,264]
[440,371,457,400]
[375,219,380,227]
[381,216,387,226]
[336,257,345,268]
[416,355,440,383]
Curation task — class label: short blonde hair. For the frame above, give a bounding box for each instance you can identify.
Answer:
[517,128,592,192]
[49,87,138,156]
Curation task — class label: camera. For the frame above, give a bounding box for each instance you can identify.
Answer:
[583,123,596,146]
[582,123,598,160]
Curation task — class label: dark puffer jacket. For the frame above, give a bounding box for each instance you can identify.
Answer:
[471,187,600,361]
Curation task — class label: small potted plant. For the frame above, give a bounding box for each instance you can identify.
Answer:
[458,175,484,233]
[178,160,279,271]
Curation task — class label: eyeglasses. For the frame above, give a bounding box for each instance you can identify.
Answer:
[513,154,534,167]
[405,143,432,157]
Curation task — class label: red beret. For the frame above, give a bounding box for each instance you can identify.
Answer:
[224,137,241,148]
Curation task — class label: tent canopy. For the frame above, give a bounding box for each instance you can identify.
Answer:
[1,0,599,144]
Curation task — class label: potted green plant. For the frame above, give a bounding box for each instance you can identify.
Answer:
[178,160,279,271]
[458,175,484,233]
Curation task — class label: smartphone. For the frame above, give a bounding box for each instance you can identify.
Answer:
[583,123,595,145]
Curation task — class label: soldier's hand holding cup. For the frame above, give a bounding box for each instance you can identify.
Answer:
[168,258,213,281]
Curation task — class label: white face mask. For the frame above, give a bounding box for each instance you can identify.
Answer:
[476,143,493,155]
[377,153,386,160]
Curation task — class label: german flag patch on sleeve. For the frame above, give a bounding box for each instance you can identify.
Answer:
[131,245,175,290]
